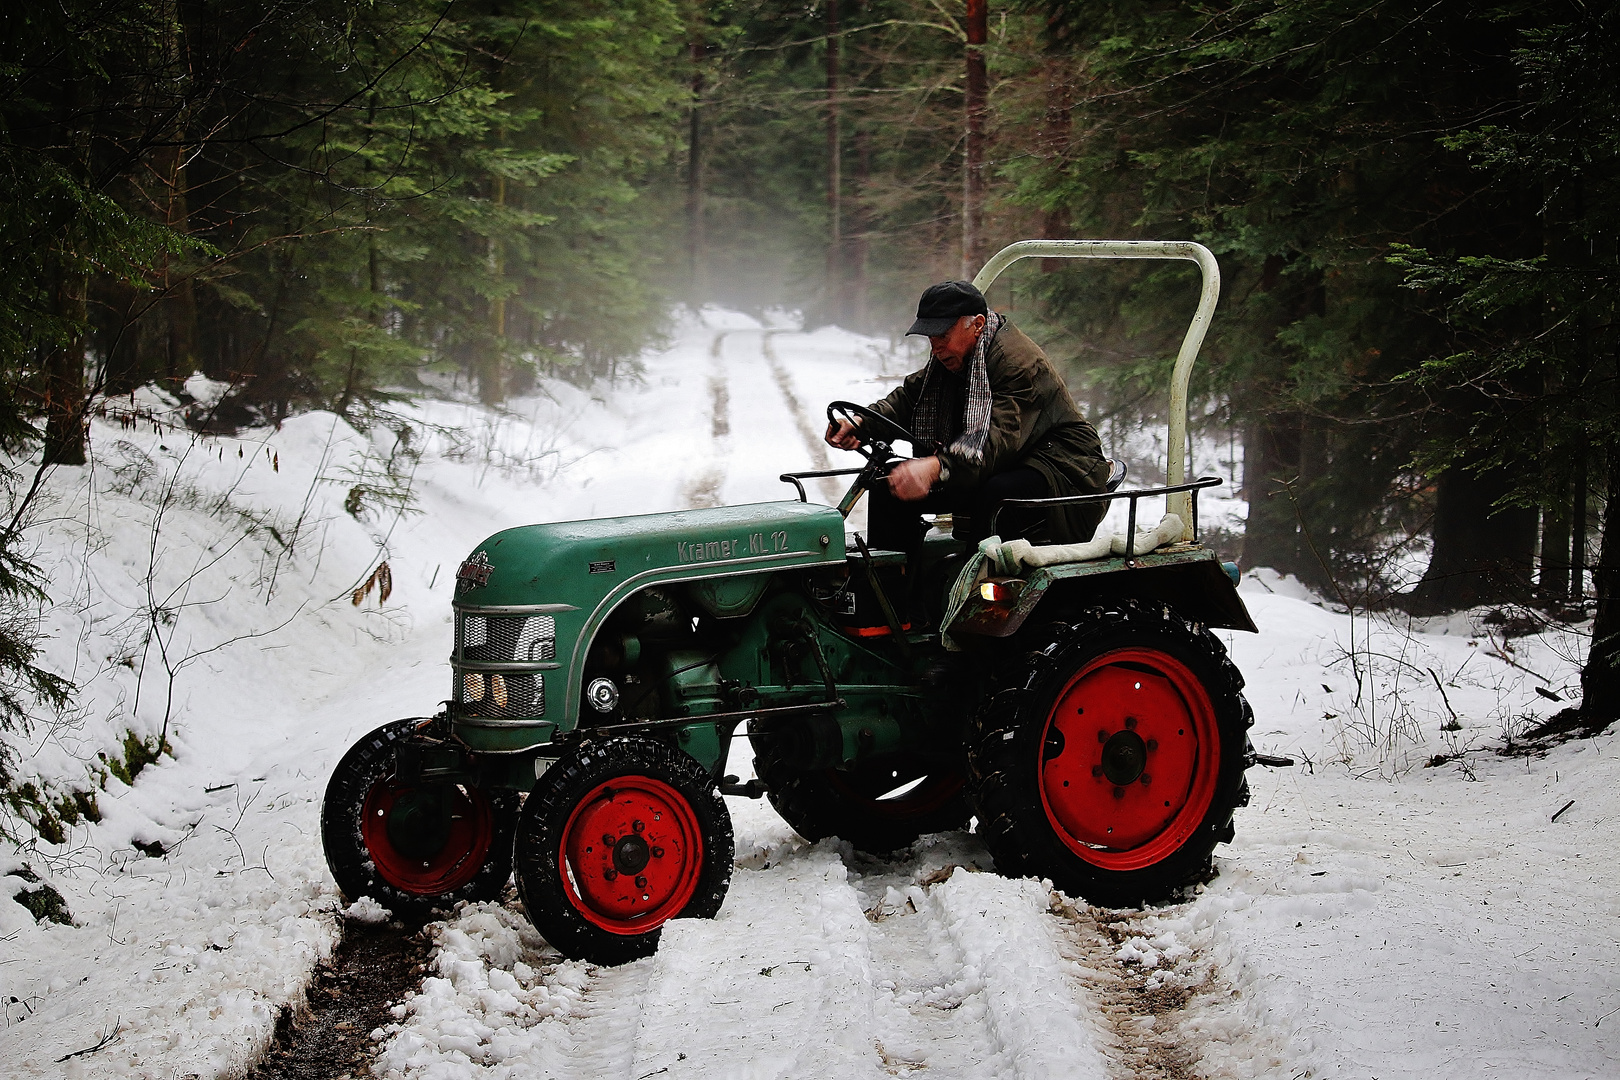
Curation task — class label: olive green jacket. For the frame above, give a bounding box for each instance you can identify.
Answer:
[868,320,1112,542]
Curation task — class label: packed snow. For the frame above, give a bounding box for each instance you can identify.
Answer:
[1,308,1613,1079]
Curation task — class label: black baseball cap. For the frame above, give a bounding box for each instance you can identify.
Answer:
[906,280,989,337]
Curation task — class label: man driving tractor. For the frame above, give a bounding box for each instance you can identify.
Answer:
[825,279,1115,550]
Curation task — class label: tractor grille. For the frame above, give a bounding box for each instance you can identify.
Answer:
[451,612,556,719]
[454,670,544,718]
[456,614,556,663]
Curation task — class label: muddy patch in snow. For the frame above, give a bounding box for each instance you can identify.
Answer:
[248,915,431,1080]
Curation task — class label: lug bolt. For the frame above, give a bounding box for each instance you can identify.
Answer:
[604,868,618,881]
[635,875,648,889]
[1146,738,1158,752]
[1140,774,1152,786]
[602,833,615,845]
[652,846,664,858]
[1091,765,1103,777]
[1097,729,1109,743]
[1124,716,1138,730]
[633,820,645,833]
[1113,786,1126,799]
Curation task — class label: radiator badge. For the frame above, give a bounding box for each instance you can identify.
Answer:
[456,551,493,588]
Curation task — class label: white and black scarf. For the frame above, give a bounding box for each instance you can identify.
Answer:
[912,310,1001,466]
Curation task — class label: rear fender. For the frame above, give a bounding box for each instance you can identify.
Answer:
[946,546,1257,639]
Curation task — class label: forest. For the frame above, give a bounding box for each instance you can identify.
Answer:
[2,0,1616,804]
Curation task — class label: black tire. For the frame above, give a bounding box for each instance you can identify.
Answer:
[967,601,1253,906]
[515,737,733,966]
[754,750,972,855]
[321,720,521,920]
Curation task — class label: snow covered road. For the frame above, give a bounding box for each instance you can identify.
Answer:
[373,822,1120,1080]
[4,308,1619,1079]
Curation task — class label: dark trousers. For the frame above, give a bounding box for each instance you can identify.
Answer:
[866,466,1050,551]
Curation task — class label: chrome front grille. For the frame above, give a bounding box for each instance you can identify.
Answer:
[454,670,544,718]
[451,610,558,720]
[456,614,556,663]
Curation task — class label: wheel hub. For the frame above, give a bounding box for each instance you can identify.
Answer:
[1100,728,1148,786]
[612,832,651,875]
[385,788,453,861]
[361,780,494,895]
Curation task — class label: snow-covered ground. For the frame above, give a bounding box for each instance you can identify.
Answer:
[1,309,1613,1078]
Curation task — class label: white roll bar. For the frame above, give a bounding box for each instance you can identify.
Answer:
[971,239,1220,541]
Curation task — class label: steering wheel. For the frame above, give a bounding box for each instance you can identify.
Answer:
[826,401,917,459]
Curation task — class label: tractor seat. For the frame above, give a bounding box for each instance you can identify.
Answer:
[1105,459,1128,492]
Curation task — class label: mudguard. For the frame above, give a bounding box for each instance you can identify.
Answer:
[945,544,1257,640]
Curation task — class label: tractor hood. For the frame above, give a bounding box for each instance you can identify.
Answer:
[448,500,846,746]
[453,500,846,611]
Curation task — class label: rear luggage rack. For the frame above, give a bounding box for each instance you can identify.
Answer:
[991,475,1225,556]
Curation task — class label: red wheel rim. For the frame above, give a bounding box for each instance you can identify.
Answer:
[559,775,705,935]
[361,780,495,895]
[1037,647,1220,871]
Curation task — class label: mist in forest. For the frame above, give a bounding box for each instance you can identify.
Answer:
[2,0,1617,744]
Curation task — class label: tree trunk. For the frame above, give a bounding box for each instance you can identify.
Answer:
[850,125,870,329]
[1039,52,1072,271]
[1239,411,1304,577]
[1580,448,1618,721]
[825,0,842,323]
[962,0,988,279]
[1408,461,1538,612]
[688,35,706,300]
[156,0,196,381]
[491,173,507,342]
[43,260,89,467]
[159,143,197,380]
[1574,439,1589,598]
[1540,462,1572,599]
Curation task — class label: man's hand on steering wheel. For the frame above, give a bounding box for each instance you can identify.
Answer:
[824,401,916,456]
[825,418,862,450]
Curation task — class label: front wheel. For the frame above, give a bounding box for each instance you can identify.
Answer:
[515,737,733,966]
[321,720,520,919]
[968,602,1253,906]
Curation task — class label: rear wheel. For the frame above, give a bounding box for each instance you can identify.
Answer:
[756,751,972,855]
[515,737,733,966]
[322,720,519,919]
[968,602,1252,905]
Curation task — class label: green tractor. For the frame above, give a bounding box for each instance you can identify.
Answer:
[322,240,1268,966]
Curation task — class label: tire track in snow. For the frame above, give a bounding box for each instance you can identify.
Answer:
[249,917,431,1080]
[369,897,655,1080]
[851,855,1113,1080]
[760,330,842,504]
[854,856,1027,1078]
[625,841,881,1078]
[679,331,731,508]
[365,859,1145,1080]
[1044,893,1274,1080]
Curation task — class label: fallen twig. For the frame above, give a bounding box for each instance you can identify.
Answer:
[55,1020,121,1063]
[1484,631,1551,684]
[1427,667,1461,727]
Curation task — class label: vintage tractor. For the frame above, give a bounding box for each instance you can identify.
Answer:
[322,240,1267,966]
